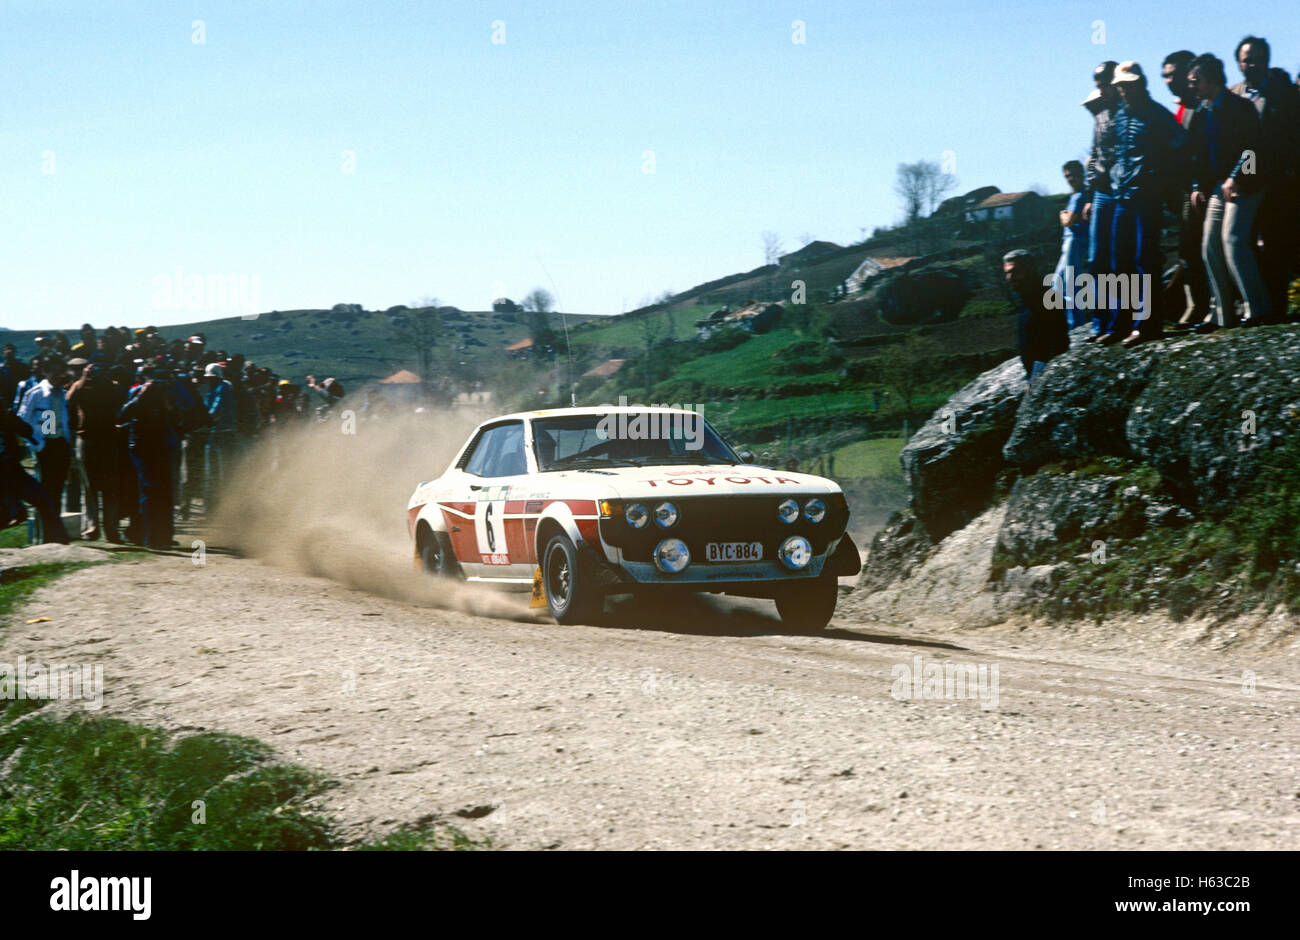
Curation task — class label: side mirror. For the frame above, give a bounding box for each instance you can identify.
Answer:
[737,450,755,464]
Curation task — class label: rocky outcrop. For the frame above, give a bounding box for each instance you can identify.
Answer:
[1002,344,1161,465]
[856,511,933,594]
[841,503,1010,630]
[1005,328,1300,513]
[994,467,1191,567]
[900,355,1025,539]
[859,323,1300,632]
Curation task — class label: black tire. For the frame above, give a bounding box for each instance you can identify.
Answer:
[420,530,461,580]
[542,534,603,624]
[774,576,839,632]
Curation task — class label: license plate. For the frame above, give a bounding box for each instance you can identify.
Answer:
[706,541,763,562]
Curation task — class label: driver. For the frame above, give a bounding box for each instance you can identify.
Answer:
[534,429,557,467]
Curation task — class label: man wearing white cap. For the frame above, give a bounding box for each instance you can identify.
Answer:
[1102,61,1189,347]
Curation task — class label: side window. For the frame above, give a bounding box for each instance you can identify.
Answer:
[463,428,497,477]
[490,423,526,476]
[463,422,526,478]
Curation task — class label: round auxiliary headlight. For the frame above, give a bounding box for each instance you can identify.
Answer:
[777,497,800,524]
[625,503,649,529]
[803,497,826,523]
[778,535,813,570]
[653,538,691,573]
[653,501,678,528]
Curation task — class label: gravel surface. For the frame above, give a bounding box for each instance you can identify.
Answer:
[5,549,1297,850]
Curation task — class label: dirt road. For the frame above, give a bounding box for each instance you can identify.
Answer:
[6,545,1297,850]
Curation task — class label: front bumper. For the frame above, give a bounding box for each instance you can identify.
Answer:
[617,553,832,584]
[591,494,856,593]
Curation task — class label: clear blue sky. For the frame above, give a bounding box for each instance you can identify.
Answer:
[2,0,1296,331]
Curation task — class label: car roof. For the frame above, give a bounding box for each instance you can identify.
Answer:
[487,405,703,423]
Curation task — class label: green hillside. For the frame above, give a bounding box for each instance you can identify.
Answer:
[3,306,603,390]
[5,197,1073,526]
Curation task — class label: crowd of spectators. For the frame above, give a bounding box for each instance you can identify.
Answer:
[1011,36,1299,381]
[0,324,347,547]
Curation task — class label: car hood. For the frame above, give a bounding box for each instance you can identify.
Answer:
[548,464,841,498]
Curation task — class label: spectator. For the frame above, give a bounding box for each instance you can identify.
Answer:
[1053,160,1090,326]
[167,365,207,520]
[13,357,44,411]
[203,363,237,511]
[67,363,126,542]
[179,335,208,371]
[62,358,89,517]
[0,344,31,409]
[1162,50,1213,330]
[1188,53,1270,332]
[305,375,346,419]
[117,366,177,548]
[1102,61,1189,347]
[70,323,96,359]
[181,366,207,519]
[1230,36,1300,323]
[1083,60,1120,342]
[17,358,75,542]
[1005,250,1068,383]
[0,406,67,543]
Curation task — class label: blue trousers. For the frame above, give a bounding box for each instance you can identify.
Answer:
[1110,196,1163,337]
[130,446,173,548]
[1087,192,1117,335]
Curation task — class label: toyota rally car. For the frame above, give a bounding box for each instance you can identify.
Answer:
[406,407,860,629]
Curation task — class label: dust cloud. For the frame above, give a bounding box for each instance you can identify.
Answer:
[209,405,546,621]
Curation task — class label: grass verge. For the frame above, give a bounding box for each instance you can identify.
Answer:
[0,703,487,851]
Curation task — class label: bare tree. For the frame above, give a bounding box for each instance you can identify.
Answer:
[894,160,957,225]
[761,232,785,300]
[391,300,443,399]
[761,231,784,267]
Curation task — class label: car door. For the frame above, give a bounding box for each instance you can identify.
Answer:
[461,421,532,581]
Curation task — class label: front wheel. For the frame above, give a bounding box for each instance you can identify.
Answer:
[420,530,461,579]
[542,534,604,624]
[774,576,839,632]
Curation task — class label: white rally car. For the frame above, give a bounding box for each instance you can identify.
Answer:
[406,407,860,629]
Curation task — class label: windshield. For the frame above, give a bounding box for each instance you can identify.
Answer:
[532,412,741,471]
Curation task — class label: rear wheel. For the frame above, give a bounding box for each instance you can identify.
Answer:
[774,576,839,632]
[542,534,603,624]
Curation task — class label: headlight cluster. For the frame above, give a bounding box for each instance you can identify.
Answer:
[778,535,813,570]
[625,503,649,528]
[778,497,827,524]
[624,501,678,529]
[653,538,690,573]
